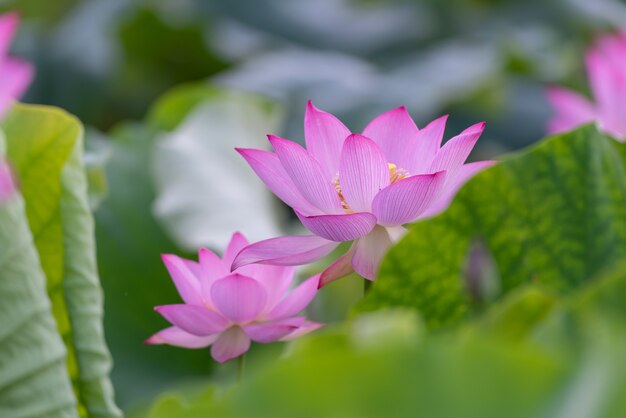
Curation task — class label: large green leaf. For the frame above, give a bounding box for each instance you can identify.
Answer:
[0,138,77,417]
[2,104,120,417]
[358,125,626,328]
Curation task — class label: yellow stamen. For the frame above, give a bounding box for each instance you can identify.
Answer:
[389,163,410,183]
[332,175,354,213]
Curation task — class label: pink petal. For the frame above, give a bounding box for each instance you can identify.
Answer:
[411,115,449,174]
[223,232,249,266]
[304,100,352,180]
[210,273,268,323]
[585,47,626,136]
[0,12,19,58]
[243,317,305,343]
[269,135,342,214]
[372,171,446,226]
[154,304,229,336]
[595,34,626,93]
[231,235,339,270]
[361,106,419,169]
[422,161,496,218]
[546,87,595,134]
[586,49,617,118]
[145,326,218,349]
[266,274,320,320]
[319,245,356,288]
[0,160,16,202]
[224,233,267,279]
[181,259,203,280]
[195,248,230,309]
[199,247,228,281]
[236,148,321,215]
[211,327,251,363]
[161,254,203,305]
[280,321,325,341]
[203,261,285,312]
[295,210,377,242]
[338,134,389,212]
[253,265,297,312]
[351,226,393,280]
[0,58,34,119]
[429,122,485,179]
[546,87,595,124]
[595,32,626,68]
[387,225,408,242]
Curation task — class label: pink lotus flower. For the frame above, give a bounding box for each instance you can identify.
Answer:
[146,232,323,363]
[233,102,494,286]
[547,32,626,140]
[0,12,34,119]
[0,159,15,203]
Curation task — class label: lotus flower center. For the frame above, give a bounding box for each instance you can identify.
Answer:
[333,163,410,213]
[388,163,410,184]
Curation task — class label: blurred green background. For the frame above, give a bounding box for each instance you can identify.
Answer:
[7,0,619,149]
[3,0,625,414]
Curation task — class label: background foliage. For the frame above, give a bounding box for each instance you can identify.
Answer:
[1,0,626,416]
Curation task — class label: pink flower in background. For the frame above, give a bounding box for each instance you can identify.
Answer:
[0,12,34,119]
[147,232,323,363]
[234,102,494,286]
[547,32,626,140]
[0,12,34,204]
[0,159,15,203]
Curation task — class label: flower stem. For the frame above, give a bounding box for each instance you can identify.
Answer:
[364,279,372,295]
[237,354,246,383]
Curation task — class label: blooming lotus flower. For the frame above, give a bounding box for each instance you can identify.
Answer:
[146,232,323,363]
[0,12,34,118]
[233,102,494,286]
[547,32,626,140]
[0,159,15,203]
